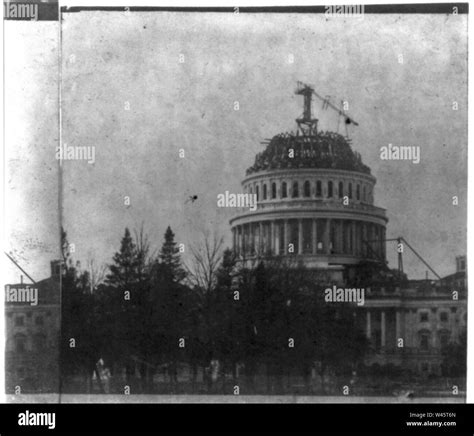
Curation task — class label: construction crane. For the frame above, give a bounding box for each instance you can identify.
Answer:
[295,81,359,136]
[363,236,441,281]
[4,252,36,283]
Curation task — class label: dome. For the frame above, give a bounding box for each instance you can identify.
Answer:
[246,130,371,176]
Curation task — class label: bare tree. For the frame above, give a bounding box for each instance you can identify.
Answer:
[186,231,224,295]
[185,231,224,390]
[86,257,107,293]
[134,223,153,282]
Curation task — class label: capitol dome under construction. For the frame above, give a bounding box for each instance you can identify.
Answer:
[230,83,388,281]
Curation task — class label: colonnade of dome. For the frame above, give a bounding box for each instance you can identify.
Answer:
[230,167,387,266]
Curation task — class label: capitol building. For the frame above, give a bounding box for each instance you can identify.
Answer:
[230,83,467,377]
[230,83,387,281]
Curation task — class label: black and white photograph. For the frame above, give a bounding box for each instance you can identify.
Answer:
[1,0,471,432]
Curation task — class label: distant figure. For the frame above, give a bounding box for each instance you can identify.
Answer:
[210,359,219,383]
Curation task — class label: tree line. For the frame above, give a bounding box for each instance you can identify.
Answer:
[59,225,370,394]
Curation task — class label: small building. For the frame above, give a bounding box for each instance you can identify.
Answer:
[5,261,61,393]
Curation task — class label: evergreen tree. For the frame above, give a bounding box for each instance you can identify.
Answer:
[104,227,144,389]
[158,226,186,283]
[106,228,139,289]
[150,226,187,388]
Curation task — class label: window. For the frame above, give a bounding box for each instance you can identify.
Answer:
[439,331,450,349]
[420,332,430,350]
[338,181,344,199]
[356,184,360,200]
[34,334,46,352]
[281,182,287,198]
[303,181,310,197]
[348,183,353,199]
[255,185,259,201]
[15,316,25,327]
[249,186,253,195]
[327,181,333,198]
[271,182,276,199]
[420,312,429,322]
[316,180,322,197]
[35,316,44,326]
[363,186,366,202]
[263,184,267,200]
[440,312,448,322]
[15,334,27,353]
[292,181,299,198]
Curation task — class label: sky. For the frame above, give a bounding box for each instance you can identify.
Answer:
[4,10,468,283]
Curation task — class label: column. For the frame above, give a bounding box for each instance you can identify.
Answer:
[249,223,253,255]
[236,226,240,256]
[232,228,236,254]
[382,227,386,260]
[375,225,380,258]
[298,219,303,255]
[395,310,401,342]
[362,223,367,257]
[275,221,280,255]
[356,221,362,256]
[342,220,352,254]
[270,221,275,255]
[351,221,356,255]
[324,218,331,254]
[381,310,386,348]
[339,220,344,254]
[254,223,258,255]
[312,219,317,255]
[247,223,251,255]
[380,226,385,259]
[366,310,371,339]
[284,219,289,254]
[240,226,243,256]
[369,225,374,258]
[247,224,251,256]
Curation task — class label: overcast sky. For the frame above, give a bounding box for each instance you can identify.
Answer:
[5,11,467,283]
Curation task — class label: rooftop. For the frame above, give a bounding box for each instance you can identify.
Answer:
[246,130,371,175]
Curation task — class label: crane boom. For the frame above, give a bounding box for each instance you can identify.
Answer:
[311,89,359,126]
